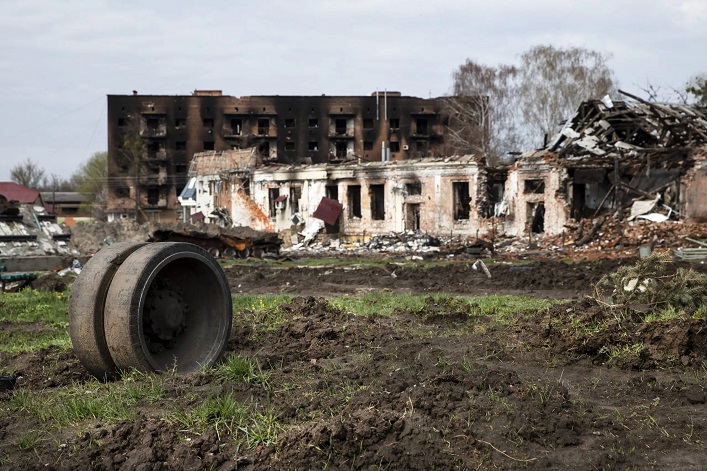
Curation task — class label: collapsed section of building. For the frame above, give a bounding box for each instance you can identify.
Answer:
[181,94,707,249]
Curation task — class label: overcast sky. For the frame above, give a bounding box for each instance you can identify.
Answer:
[1,0,705,183]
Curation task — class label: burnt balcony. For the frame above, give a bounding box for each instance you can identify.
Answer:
[140,126,167,138]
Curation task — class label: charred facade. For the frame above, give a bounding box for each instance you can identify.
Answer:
[107,91,452,222]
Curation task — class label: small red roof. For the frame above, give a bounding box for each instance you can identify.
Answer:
[0,182,41,204]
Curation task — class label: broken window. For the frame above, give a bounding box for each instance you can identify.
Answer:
[415,140,428,156]
[335,141,348,158]
[370,184,385,220]
[146,117,160,129]
[285,142,295,151]
[389,142,400,153]
[284,118,295,128]
[268,188,279,217]
[203,141,215,151]
[326,185,338,201]
[289,186,301,215]
[175,141,186,150]
[363,141,373,151]
[114,186,129,198]
[406,182,422,195]
[258,141,270,158]
[524,179,545,194]
[335,119,347,135]
[347,185,361,218]
[389,118,400,130]
[146,141,164,159]
[308,141,319,151]
[453,181,470,220]
[257,118,270,136]
[416,118,428,135]
[202,118,214,128]
[147,188,160,205]
[309,118,319,128]
[231,118,242,135]
[363,118,374,130]
[175,118,186,128]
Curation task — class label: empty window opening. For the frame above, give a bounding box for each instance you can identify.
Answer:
[524,179,545,194]
[118,118,126,127]
[308,141,319,151]
[175,118,186,127]
[146,117,160,129]
[289,186,301,215]
[147,188,160,205]
[453,182,471,220]
[389,142,400,153]
[347,185,361,218]
[309,118,319,128]
[175,164,187,174]
[363,141,373,151]
[257,118,270,136]
[335,119,347,135]
[529,203,545,233]
[363,118,374,130]
[389,118,400,130]
[258,141,270,158]
[231,118,242,135]
[147,141,163,158]
[175,141,186,150]
[202,118,214,128]
[370,184,385,220]
[284,118,295,128]
[285,142,295,151]
[406,203,421,231]
[416,118,428,135]
[203,141,215,151]
[268,188,280,217]
[335,141,348,158]
[114,186,130,198]
[406,182,422,195]
[326,185,338,201]
[415,140,428,156]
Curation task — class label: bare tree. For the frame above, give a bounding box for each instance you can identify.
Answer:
[446,60,521,163]
[518,45,617,148]
[10,158,46,189]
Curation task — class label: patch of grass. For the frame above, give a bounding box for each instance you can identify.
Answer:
[599,343,644,365]
[14,430,43,451]
[0,329,71,353]
[215,354,271,387]
[8,373,166,426]
[167,392,280,447]
[330,292,556,319]
[232,295,292,335]
[0,289,68,326]
[644,305,686,323]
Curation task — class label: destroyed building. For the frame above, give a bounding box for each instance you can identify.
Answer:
[107,91,466,223]
[0,182,76,270]
[182,94,707,247]
[506,93,707,239]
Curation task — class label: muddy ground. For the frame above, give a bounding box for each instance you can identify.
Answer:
[2,256,707,470]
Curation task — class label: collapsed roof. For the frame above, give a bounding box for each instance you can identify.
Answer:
[546,90,707,165]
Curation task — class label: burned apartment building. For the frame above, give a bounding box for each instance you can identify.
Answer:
[181,94,707,245]
[107,90,456,223]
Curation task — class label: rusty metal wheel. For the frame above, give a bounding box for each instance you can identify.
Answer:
[103,242,232,373]
[69,242,147,379]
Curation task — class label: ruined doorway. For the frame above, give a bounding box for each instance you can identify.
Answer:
[406,204,420,231]
[529,203,545,233]
[571,183,586,220]
[452,181,470,220]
